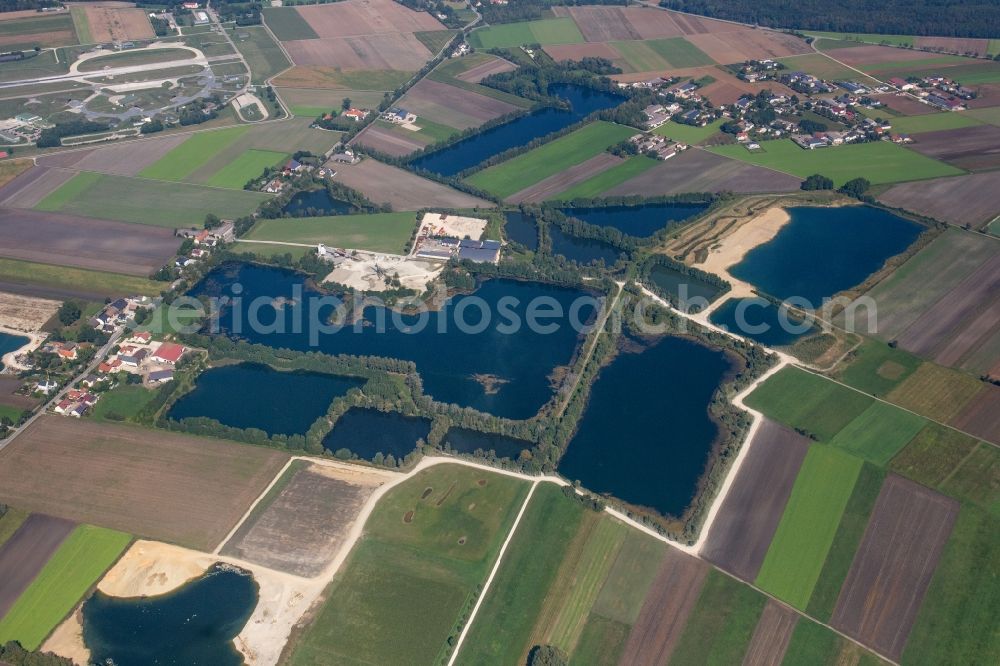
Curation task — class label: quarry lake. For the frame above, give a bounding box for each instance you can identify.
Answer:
[503,211,539,250]
[83,564,257,666]
[558,334,735,517]
[168,362,362,435]
[550,225,623,265]
[730,205,924,303]
[710,297,813,347]
[0,331,28,370]
[191,264,598,419]
[282,188,356,216]
[409,84,622,177]
[560,202,709,238]
[442,427,533,460]
[322,407,431,459]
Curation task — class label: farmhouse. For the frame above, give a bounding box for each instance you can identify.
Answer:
[342,108,370,122]
[151,342,186,365]
[382,107,417,124]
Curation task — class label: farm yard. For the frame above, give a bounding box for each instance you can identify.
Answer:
[0,417,289,551]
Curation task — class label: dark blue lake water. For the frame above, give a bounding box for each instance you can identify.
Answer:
[558,335,736,517]
[442,426,532,460]
[709,297,813,347]
[322,407,431,459]
[190,263,597,419]
[0,331,28,371]
[283,188,355,216]
[560,203,709,238]
[409,84,622,176]
[82,564,257,666]
[729,206,923,304]
[647,263,722,307]
[168,362,362,435]
[550,225,622,265]
[503,211,539,251]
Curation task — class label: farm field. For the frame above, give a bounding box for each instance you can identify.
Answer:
[754,444,864,609]
[668,569,765,664]
[205,149,288,189]
[888,423,981,491]
[352,121,431,157]
[0,208,180,277]
[36,134,190,176]
[279,87,388,117]
[889,112,984,134]
[0,525,131,650]
[0,507,28,549]
[468,18,584,49]
[286,464,528,665]
[777,52,882,86]
[90,385,157,423]
[827,401,926,465]
[550,155,659,201]
[950,385,1000,448]
[907,124,1000,171]
[652,118,724,144]
[0,257,163,299]
[139,126,251,181]
[397,78,521,131]
[835,339,923,397]
[76,5,153,44]
[885,362,985,423]
[740,600,799,666]
[247,212,418,254]
[708,139,964,187]
[507,153,624,204]
[465,121,636,199]
[0,416,289,551]
[33,171,269,227]
[232,26,291,85]
[273,66,413,90]
[0,514,76,620]
[0,11,78,51]
[701,419,811,581]
[879,171,1000,228]
[331,158,490,210]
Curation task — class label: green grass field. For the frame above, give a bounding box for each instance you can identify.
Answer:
[205,149,288,189]
[68,6,92,45]
[781,616,845,666]
[745,367,873,441]
[458,484,584,664]
[889,422,980,488]
[247,212,417,254]
[553,156,659,201]
[77,48,194,73]
[591,529,666,625]
[902,505,1000,665]
[261,7,319,41]
[611,37,714,72]
[415,29,458,54]
[940,443,1000,517]
[0,507,29,549]
[140,126,250,181]
[232,26,292,85]
[828,401,927,465]
[966,105,1000,127]
[35,172,269,227]
[0,525,131,650]
[755,445,864,609]
[91,385,157,422]
[289,465,528,666]
[889,112,984,134]
[466,121,636,198]
[777,52,883,86]
[0,258,164,297]
[708,139,963,187]
[0,12,78,50]
[805,463,885,620]
[885,362,983,422]
[653,118,724,144]
[670,569,766,664]
[572,614,631,666]
[837,339,922,396]
[469,18,584,49]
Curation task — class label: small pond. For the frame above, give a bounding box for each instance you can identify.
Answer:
[646,264,722,308]
[503,211,539,251]
[560,202,709,238]
[550,225,622,265]
[729,205,924,304]
[322,408,431,459]
[0,331,28,371]
[282,188,356,216]
[442,426,532,460]
[82,564,257,666]
[558,334,736,517]
[168,362,363,435]
[709,297,813,347]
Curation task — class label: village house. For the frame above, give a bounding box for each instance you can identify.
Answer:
[342,108,370,122]
[117,346,148,368]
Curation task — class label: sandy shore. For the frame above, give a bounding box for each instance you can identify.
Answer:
[697,206,792,302]
[1,326,47,372]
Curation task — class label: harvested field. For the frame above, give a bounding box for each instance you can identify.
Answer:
[35,135,188,177]
[221,463,388,577]
[0,208,180,276]
[401,78,519,130]
[545,42,623,64]
[830,475,959,660]
[914,36,991,57]
[283,33,431,70]
[0,416,289,551]
[740,600,798,666]
[0,514,75,619]
[554,6,643,41]
[686,30,810,63]
[272,65,412,90]
[455,56,516,83]
[352,122,427,157]
[886,363,983,424]
[0,377,36,412]
[950,385,1000,444]
[0,167,76,209]
[877,92,938,115]
[909,124,1000,171]
[701,420,811,581]
[295,0,443,38]
[617,547,709,665]
[331,158,491,210]
[83,6,154,44]
[826,44,934,67]
[879,171,1000,228]
[508,153,623,203]
[605,149,801,196]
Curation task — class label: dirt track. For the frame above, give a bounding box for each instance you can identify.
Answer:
[701,419,810,581]
[741,600,798,666]
[617,547,709,665]
[830,474,959,660]
[0,514,76,618]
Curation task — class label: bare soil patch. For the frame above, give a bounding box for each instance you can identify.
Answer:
[701,419,811,580]
[332,158,490,209]
[296,0,443,38]
[950,384,1000,444]
[0,207,181,276]
[0,376,37,411]
[402,79,518,130]
[284,33,430,70]
[830,475,958,660]
[741,600,798,666]
[455,57,515,83]
[353,122,427,156]
[618,547,709,665]
[221,463,388,578]
[877,93,937,115]
[553,6,643,41]
[0,416,290,551]
[0,167,77,209]
[0,514,76,618]
[508,152,623,203]
[83,6,155,43]
[36,134,189,176]
[0,291,59,331]
[878,171,1000,227]
[966,83,1000,109]
[909,124,1000,171]
[606,149,801,197]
